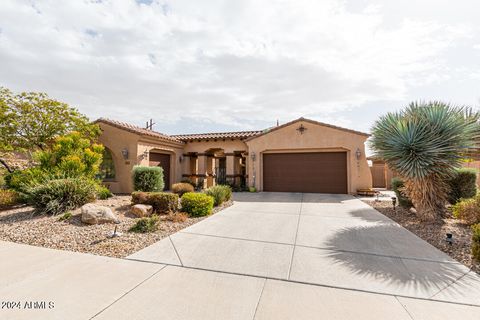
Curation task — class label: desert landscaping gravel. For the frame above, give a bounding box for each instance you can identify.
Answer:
[365,200,479,274]
[0,195,232,258]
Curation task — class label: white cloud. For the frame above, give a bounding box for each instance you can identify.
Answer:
[0,0,479,133]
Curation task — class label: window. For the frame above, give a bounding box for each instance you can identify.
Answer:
[99,148,116,180]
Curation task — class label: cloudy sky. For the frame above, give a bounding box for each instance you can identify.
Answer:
[1,0,479,136]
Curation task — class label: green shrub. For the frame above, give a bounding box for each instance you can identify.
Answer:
[5,168,47,193]
[172,182,195,196]
[58,211,72,221]
[204,185,232,206]
[26,178,97,215]
[448,168,477,204]
[96,185,113,199]
[131,192,179,213]
[0,189,19,208]
[181,192,214,217]
[391,177,413,208]
[472,224,480,262]
[129,215,159,233]
[132,166,164,192]
[452,194,480,225]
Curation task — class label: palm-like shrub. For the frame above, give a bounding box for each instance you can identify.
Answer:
[370,102,479,221]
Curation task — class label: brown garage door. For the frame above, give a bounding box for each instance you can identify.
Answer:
[149,153,170,190]
[263,152,347,193]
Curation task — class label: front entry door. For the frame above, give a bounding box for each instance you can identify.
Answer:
[149,153,171,190]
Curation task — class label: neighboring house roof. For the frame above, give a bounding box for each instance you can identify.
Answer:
[95,118,184,143]
[171,130,263,141]
[244,117,370,142]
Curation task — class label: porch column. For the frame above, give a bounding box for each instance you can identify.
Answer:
[197,154,208,189]
[206,156,214,187]
[226,154,235,186]
[181,155,190,177]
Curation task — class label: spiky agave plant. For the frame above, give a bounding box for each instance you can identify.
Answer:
[370,102,480,221]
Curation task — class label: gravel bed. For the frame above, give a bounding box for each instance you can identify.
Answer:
[0,196,233,258]
[364,200,479,274]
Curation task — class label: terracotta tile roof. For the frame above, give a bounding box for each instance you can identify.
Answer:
[95,118,183,143]
[171,130,264,141]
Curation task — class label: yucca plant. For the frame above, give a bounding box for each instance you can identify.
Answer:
[370,102,480,221]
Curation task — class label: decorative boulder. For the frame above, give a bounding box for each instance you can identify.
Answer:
[131,204,153,218]
[81,204,119,225]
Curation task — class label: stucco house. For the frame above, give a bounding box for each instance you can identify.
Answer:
[96,117,372,194]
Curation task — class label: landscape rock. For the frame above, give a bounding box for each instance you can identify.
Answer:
[131,204,153,218]
[81,203,119,224]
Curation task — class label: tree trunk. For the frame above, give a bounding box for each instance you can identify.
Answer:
[0,158,13,173]
[404,177,447,222]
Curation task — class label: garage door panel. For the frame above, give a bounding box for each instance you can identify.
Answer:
[263,152,347,194]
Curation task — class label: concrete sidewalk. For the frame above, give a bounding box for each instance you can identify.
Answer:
[1,241,479,320]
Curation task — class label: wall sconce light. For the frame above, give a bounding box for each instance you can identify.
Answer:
[355,148,362,160]
[250,152,256,162]
[121,148,129,160]
[142,150,149,159]
[179,156,183,163]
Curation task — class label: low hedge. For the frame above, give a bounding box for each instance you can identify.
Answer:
[131,192,179,213]
[448,168,477,204]
[181,192,214,217]
[204,185,232,206]
[172,182,195,196]
[391,177,413,208]
[132,166,164,192]
[26,178,97,215]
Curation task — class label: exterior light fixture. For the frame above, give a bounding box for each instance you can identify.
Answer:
[142,150,149,159]
[446,233,453,245]
[251,152,256,162]
[121,148,129,160]
[391,196,397,210]
[355,148,362,160]
[179,156,183,163]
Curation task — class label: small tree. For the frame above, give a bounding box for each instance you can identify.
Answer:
[370,102,480,221]
[0,87,100,172]
[6,132,104,193]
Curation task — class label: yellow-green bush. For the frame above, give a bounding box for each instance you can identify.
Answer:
[0,189,19,208]
[181,192,214,217]
[472,224,480,262]
[452,194,480,225]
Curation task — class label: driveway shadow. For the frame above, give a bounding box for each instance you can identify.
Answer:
[323,222,468,295]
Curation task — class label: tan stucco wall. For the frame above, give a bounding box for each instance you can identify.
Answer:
[97,123,141,193]
[97,123,184,193]
[245,120,372,194]
[182,140,248,153]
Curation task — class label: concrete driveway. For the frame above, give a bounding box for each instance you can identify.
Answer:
[129,192,480,301]
[2,192,480,319]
